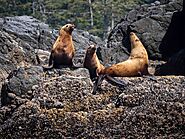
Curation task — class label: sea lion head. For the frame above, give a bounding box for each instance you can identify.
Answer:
[86,44,96,56]
[60,23,75,35]
[130,32,141,49]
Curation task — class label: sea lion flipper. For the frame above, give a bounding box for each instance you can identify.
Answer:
[105,75,127,87]
[42,65,54,71]
[92,74,106,95]
[142,74,157,82]
[49,50,54,66]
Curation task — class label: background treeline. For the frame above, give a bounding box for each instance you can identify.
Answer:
[0,0,153,38]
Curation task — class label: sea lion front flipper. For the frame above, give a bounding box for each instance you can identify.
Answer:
[105,75,127,87]
[48,50,54,66]
[92,74,106,95]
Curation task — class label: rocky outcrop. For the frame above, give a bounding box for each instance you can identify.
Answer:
[105,0,183,65]
[155,48,185,75]
[155,0,185,75]
[0,2,185,137]
[0,16,103,91]
[1,66,91,107]
[159,7,185,60]
[0,66,185,138]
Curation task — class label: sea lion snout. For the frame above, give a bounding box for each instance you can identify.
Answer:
[68,24,75,32]
[86,44,96,54]
[70,24,75,30]
[130,32,134,36]
[90,44,96,50]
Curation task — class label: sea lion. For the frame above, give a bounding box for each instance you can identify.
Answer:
[92,32,149,94]
[83,44,126,94]
[100,32,149,76]
[83,44,105,80]
[44,23,75,69]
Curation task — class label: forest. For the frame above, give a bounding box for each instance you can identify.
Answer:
[0,0,152,38]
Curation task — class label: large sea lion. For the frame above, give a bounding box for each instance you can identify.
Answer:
[92,32,149,94]
[100,32,149,76]
[44,23,75,69]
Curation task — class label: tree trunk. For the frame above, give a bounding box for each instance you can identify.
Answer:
[111,3,114,29]
[102,0,109,39]
[88,0,94,27]
[32,0,36,15]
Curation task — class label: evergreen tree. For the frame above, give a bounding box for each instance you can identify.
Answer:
[0,0,146,38]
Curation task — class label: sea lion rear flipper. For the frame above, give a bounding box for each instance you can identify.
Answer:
[92,74,106,95]
[105,75,127,87]
[70,64,83,70]
[142,74,157,82]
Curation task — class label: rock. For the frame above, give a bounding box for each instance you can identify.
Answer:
[0,15,103,89]
[1,66,92,107]
[154,1,185,75]
[1,66,43,106]
[35,49,50,65]
[159,10,185,60]
[155,48,185,75]
[0,75,184,138]
[106,0,183,65]
[0,2,185,138]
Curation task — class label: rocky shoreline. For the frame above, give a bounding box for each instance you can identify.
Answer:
[0,0,185,138]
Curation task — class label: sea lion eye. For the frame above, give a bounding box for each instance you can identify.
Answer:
[66,25,68,27]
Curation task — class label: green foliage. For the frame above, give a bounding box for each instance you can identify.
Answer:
[0,0,32,16]
[0,0,146,38]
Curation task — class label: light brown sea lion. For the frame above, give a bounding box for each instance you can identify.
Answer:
[100,32,149,76]
[91,32,149,94]
[44,23,75,69]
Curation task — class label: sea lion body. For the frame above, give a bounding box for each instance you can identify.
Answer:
[83,44,105,79]
[48,24,75,68]
[103,58,148,76]
[101,32,149,76]
[84,45,126,94]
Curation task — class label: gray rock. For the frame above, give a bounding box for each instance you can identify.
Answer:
[1,66,43,106]
[106,0,183,65]
[0,75,185,138]
[1,66,92,108]
[0,1,185,138]
[0,15,103,89]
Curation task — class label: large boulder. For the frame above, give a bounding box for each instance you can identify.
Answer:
[155,0,185,75]
[104,0,183,65]
[155,48,185,75]
[159,9,185,60]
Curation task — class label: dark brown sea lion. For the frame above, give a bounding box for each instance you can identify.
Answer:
[83,44,126,94]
